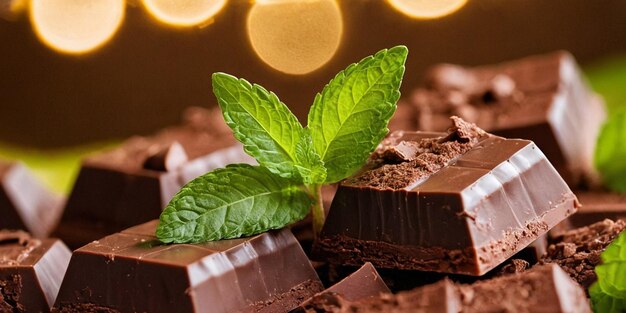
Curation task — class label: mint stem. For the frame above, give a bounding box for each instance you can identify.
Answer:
[309,184,325,239]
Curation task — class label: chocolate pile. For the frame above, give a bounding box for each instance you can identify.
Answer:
[1,52,624,312]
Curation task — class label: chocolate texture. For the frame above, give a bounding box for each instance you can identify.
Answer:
[53,220,323,313]
[0,230,71,312]
[54,107,255,248]
[554,191,626,234]
[393,51,606,186]
[0,161,64,237]
[315,118,578,275]
[542,218,626,288]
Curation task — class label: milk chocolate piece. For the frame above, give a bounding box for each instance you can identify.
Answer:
[395,51,605,186]
[293,263,389,312]
[554,192,626,234]
[53,221,323,313]
[316,119,578,275]
[542,218,626,288]
[0,161,64,237]
[54,107,254,248]
[301,264,590,313]
[0,230,71,312]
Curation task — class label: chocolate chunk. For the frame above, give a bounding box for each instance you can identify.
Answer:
[553,191,626,234]
[53,221,323,313]
[53,107,255,248]
[542,218,626,288]
[0,230,71,312]
[315,119,578,275]
[513,235,548,264]
[293,263,389,312]
[497,259,530,276]
[394,51,606,187]
[0,161,64,237]
[305,264,590,313]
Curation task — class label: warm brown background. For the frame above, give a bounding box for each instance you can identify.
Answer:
[1,0,626,148]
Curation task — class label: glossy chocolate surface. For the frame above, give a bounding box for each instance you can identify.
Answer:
[393,51,605,186]
[0,161,64,237]
[54,107,254,248]
[316,123,578,275]
[0,230,71,312]
[54,221,323,313]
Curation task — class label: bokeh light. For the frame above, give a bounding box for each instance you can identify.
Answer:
[387,0,467,19]
[247,0,343,75]
[30,0,125,54]
[141,0,227,27]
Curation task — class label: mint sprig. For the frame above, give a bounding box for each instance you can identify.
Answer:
[595,109,626,192]
[157,46,408,243]
[590,231,626,313]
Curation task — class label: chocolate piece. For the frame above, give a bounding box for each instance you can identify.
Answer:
[54,107,255,248]
[395,51,606,186]
[513,235,548,264]
[554,191,626,234]
[0,161,64,237]
[315,118,578,275]
[293,263,389,312]
[0,230,71,312]
[53,221,323,313]
[542,218,626,288]
[301,264,590,313]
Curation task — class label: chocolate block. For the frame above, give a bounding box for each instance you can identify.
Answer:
[300,264,590,313]
[0,161,64,237]
[293,263,389,312]
[315,118,578,275]
[554,192,626,234]
[53,220,323,313]
[0,230,71,312]
[395,51,605,186]
[54,107,254,248]
[542,218,626,288]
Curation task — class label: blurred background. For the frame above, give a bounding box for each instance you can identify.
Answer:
[1,0,626,193]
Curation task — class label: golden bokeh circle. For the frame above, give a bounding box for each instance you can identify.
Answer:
[387,0,467,19]
[142,0,227,27]
[247,0,343,75]
[30,0,125,54]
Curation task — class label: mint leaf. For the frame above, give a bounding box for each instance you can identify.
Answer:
[595,110,626,192]
[295,128,326,185]
[156,164,312,243]
[212,73,304,181]
[307,46,408,183]
[590,231,626,313]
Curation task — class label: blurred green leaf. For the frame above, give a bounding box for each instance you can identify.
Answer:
[595,110,626,193]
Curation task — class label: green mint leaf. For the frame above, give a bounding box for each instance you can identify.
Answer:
[590,231,626,312]
[307,46,408,183]
[294,128,326,185]
[212,73,304,181]
[595,110,626,192]
[156,164,312,243]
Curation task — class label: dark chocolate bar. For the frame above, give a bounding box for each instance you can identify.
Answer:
[54,107,254,248]
[292,262,389,312]
[315,118,578,275]
[0,161,64,237]
[296,264,591,313]
[393,51,605,186]
[542,218,626,288]
[53,220,323,313]
[0,230,71,312]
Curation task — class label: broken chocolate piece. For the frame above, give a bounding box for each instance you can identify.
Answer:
[53,221,323,313]
[293,263,389,312]
[542,218,626,288]
[554,191,626,234]
[54,107,255,248]
[394,51,606,186]
[0,230,71,312]
[315,119,578,275]
[0,161,64,237]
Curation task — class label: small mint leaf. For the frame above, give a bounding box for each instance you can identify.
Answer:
[307,46,408,183]
[591,231,626,312]
[590,283,626,313]
[212,73,304,182]
[295,128,326,185]
[156,164,312,243]
[595,110,626,192]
